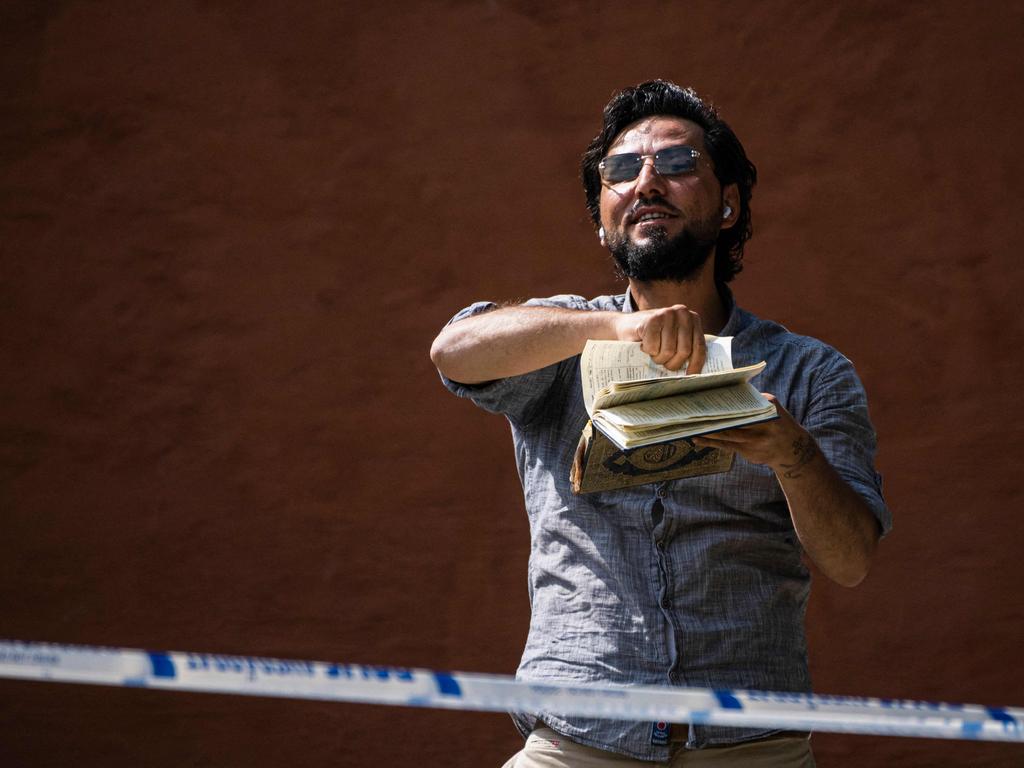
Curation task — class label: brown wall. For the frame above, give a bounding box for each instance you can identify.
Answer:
[1,2,1022,766]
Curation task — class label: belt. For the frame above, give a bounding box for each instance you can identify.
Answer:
[670,725,811,744]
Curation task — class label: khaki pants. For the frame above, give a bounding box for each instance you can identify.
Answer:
[502,727,815,768]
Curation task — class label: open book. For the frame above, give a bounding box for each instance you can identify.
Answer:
[580,337,777,450]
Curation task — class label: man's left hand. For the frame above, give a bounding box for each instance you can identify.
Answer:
[692,394,818,477]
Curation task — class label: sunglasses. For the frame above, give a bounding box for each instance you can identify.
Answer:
[598,145,702,184]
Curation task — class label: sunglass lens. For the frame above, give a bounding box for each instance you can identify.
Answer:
[655,146,697,175]
[600,154,642,183]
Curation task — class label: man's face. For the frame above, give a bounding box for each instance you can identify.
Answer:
[598,116,728,282]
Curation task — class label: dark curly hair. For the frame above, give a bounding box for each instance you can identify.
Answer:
[581,81,757,284]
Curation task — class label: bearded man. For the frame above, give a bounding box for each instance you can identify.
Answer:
[430,80,890,767]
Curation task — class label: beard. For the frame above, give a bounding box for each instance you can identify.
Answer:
[607,210,720,283]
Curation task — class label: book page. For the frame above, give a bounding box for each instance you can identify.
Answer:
[591,362,766,412]
[597,382,773,429]
[593,407,778,449]
[580,336,733,415]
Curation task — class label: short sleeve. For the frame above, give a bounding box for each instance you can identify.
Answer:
[436,296,591,427]
[804,355,892,537]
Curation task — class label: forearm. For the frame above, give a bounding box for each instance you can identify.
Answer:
[773,436,880,587]
[430,305,622,384]
[692,401,881,587]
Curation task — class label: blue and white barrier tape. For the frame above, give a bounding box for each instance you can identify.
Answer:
[1,640,1021,743]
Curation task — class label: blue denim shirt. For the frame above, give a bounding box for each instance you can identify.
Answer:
[440,291,890,761]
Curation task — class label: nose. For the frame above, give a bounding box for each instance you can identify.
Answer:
[634,157,666,198]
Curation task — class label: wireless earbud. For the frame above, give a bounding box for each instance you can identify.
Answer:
[723,206,733,219]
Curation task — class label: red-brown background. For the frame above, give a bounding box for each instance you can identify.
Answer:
[1,2,1022,766]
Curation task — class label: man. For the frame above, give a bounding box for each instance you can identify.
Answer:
[430,81,890,766]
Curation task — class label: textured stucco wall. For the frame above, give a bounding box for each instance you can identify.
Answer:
[1,2,1022,766]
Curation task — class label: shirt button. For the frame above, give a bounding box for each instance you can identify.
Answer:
[661,596,672,609]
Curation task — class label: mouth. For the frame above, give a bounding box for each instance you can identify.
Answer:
[628,206,679,227]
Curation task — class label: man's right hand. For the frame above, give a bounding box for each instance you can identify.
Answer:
[613,304,707,373]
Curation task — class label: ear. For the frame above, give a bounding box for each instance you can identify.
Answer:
[598,226,606,247]
[720,183,740,230]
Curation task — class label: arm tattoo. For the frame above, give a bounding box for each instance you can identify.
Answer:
[781,435,818,479]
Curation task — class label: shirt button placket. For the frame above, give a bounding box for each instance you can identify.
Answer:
[654,483,682,689]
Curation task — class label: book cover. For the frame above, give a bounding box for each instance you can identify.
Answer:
[570,421,735,494]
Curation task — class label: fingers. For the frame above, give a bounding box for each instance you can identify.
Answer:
[761,393,789,422]
[636,314,664,358]
[693,428,748,447]
[639,312,677,364]
[692,395,800,469]
[658,312,681,364]
[637,305,703,371]
[684,314,706,373]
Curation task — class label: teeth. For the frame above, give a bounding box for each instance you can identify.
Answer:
[637,212,669,222]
